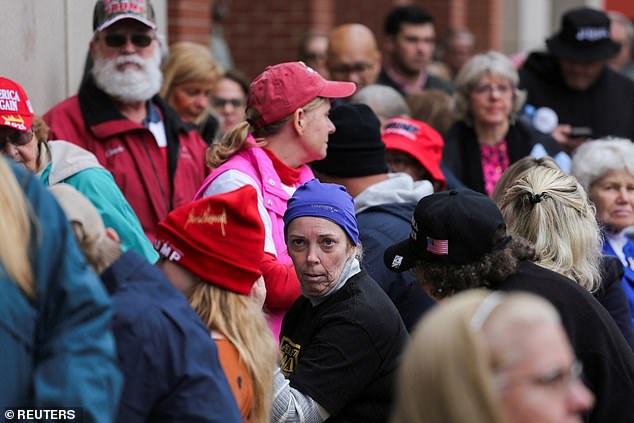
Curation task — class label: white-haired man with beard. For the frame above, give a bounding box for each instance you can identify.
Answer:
[44,0,209,242]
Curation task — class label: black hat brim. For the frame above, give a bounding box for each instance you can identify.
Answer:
[384,238,420,273]
[546,36,620,62]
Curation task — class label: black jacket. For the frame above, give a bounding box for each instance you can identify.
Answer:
[519,52,634,140]
[500,261,634,423]
[443,119,562,193]
[358,202,435,331]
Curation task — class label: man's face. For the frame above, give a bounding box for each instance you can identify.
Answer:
[90,18,162,103]
[327,40,381,90]
[559,59,605,91]
[388,23,436,76]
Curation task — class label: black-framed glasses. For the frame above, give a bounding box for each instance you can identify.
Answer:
[103,33,154,48]
[212,97,245,108]
[0,126,33,148]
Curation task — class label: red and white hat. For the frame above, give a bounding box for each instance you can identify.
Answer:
[0,77,33,132]
[155,185,265,295]
[248,61,356,128]
[382,117,446,189]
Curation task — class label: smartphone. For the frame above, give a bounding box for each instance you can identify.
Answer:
[569,127,593,139]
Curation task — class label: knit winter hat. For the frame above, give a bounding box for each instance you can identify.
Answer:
[284,179,360,245]
[156,186,264,295]
[311,103,388,177]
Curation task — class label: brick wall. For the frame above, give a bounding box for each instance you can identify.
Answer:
[168,0,501,79]
[167,0,214,46]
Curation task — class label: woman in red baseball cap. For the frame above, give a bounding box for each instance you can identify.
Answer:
[194,61,356,339]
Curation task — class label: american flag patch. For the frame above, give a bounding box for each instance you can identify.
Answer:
[427,237,448,255]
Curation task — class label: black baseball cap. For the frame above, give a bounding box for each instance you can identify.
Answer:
[384,189,508,271]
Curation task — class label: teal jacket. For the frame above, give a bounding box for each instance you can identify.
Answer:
[39,141,158,263]
[0,159,122,421]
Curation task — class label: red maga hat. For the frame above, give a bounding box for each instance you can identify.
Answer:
[382,117,446,188]
[156,185,265,295]
[0,77,34,132]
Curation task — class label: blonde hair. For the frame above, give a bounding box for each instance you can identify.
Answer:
[392,289,560,423]
[69,223,121,275]
[0,159,35,299]
[491,156,560,205]
[499,166,601,292]
[160,42,223,125]
[188,283,276,423]
[206,97,327,169]
[31,115,52,173]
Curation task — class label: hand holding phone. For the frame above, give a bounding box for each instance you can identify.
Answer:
[569,127,593,139]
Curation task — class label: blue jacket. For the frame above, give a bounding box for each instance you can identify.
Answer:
[603,239,634,331]
[357,201,435,331]
[40,140,159,263]
[0,160,122,422]
[101,250,241,423]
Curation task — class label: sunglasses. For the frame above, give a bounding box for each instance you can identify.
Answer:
[0,127,33,148]
[212,97,245,108]
[103,33,155,48]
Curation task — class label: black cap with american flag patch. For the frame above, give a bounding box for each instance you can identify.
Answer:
[384,189,508,271]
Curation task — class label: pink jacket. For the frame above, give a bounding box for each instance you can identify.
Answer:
[195,140,314,336]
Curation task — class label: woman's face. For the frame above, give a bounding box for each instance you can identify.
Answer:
[298,100,335,163]
[590,169,634,233]
[286,216,354,298]
[469,72,513,128]
[497,322,594,423]
[169,80,214,124]
[211,77,247,132]
[2,130,39,172]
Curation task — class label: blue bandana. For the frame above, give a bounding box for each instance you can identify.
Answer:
[284,179,360,245]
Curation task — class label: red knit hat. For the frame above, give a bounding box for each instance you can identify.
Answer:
[382,117,446,189]
[155,186,264,295]
[0,77,34,132]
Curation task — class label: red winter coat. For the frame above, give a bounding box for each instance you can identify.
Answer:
[44,77,208,241]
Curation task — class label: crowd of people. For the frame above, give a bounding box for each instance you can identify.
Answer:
[2,0,634,422]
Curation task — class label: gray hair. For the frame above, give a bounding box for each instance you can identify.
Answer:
[453,51,527,125]
[350,84,410,121]
[572,138,634,194]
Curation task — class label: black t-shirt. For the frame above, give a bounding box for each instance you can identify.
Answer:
[280,270,408,423]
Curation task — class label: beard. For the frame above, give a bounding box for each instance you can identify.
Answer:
[92,49,162,103]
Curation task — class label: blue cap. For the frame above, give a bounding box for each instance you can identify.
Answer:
[284,179,360,245]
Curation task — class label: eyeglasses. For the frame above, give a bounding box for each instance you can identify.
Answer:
[212,97,245,108]
[472,83,513,96]
[499,360,584,394]
[329,62,374,76]
[103,33,155,48]
[0,127,33,149]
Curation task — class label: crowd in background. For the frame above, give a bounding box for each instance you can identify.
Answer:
[2,0,634,422]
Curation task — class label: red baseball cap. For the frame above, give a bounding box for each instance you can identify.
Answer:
[0,77,34,132]
[382,117,446,188]
[248,61,356,127]
[155,185,264,295]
